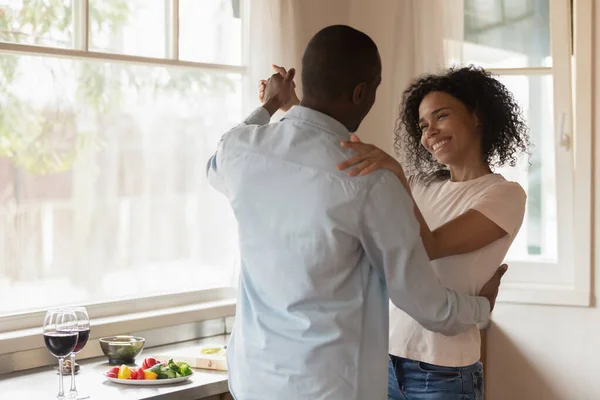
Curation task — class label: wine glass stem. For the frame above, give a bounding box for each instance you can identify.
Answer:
[70,353,77,393]
[58,357,65,397]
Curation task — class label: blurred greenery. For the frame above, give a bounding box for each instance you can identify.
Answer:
[0,0,235,176]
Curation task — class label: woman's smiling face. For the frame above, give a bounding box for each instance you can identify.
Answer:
[418,91,482,166]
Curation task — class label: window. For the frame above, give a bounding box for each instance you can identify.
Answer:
[446,0,592,305]
[179,0,242,65]
[0,0,74,48]
[88,0,167,58]
[0,0,245,319]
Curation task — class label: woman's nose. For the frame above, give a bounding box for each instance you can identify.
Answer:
[425,124,439,138]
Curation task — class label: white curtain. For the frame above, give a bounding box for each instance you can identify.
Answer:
[443,0,466,67]
[244,0,301,116]
[367,0,464,158]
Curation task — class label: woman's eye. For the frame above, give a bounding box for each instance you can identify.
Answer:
[419,125,428,132]
[437,113,448,120]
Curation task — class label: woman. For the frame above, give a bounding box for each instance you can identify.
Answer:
[336,66,529,399]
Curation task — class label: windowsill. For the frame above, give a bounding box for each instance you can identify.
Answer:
[0,334,231,399]
[0,298,236,375]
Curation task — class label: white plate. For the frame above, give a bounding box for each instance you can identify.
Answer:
[105,374,192,386]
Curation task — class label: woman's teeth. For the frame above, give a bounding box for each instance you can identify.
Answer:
[432,139,449,153]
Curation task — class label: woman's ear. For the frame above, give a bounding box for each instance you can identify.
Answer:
[472,111,482,130]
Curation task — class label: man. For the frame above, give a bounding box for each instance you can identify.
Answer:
[207,25,506,400]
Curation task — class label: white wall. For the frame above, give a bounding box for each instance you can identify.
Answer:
[485,5,599,400]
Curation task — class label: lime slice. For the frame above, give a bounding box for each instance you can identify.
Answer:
[200,347,223,355]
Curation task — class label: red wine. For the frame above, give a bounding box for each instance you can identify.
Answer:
[73,328,90,353]
[44,332,78,357]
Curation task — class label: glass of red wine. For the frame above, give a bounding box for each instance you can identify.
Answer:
[43,309,79,399]
[66,307,90,399]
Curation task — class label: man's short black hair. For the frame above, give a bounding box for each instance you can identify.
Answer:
[301,25,380,100]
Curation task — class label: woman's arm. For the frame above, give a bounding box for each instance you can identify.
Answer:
[338,135,509,261]
[416,208,507,260]
[391,168,507,260]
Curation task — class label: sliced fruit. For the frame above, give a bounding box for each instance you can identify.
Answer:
[106,372,117,378]
[200,347,222,355]
[117,364,131,380]
[144,371,158,380]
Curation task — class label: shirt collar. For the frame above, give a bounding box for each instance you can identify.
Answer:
[281,106,351,140]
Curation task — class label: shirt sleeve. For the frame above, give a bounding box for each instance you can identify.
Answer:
[206,107,271,195]
[471,181,527,238]
[359,172,491,336]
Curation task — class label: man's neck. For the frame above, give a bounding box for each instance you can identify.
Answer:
[300,99,353,132]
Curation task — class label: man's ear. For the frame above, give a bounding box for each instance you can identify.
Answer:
[352,82,367,105]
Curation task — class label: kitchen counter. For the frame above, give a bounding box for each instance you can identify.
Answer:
[0,335,230,399]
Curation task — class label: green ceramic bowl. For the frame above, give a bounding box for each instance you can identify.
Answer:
[99,335,145,365]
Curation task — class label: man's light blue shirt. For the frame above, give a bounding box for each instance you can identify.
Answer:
[207,106,490,400]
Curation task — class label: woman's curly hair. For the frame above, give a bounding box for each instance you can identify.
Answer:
[394,65,530,181]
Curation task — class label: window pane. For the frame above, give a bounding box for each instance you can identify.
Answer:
[179,0,242,65]
[495,75,557,262]
[0,0,73,48]
[89,0,166,58]
[0,53,241,315]
[459,0,551,68]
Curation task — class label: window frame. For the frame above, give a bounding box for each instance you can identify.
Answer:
[467,0,593,306]
[0,0,245,343]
